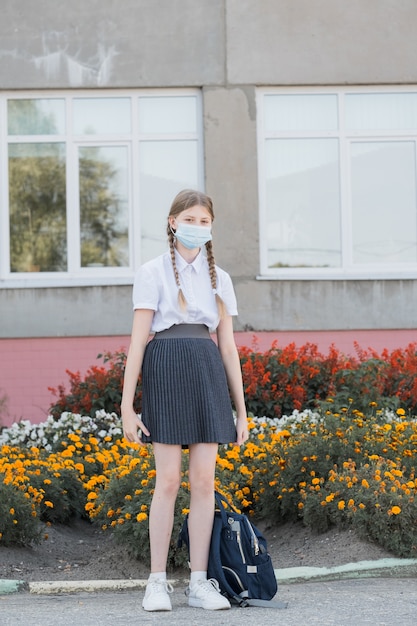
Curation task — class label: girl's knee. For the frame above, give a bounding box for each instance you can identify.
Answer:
[155,472,181,497]
[189,473,214,496]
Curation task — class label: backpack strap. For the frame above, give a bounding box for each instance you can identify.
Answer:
[214,490,240,525]
[234,590,288,609]
[244,598,288,609]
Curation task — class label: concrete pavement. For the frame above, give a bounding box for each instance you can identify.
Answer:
[1,558,417,625]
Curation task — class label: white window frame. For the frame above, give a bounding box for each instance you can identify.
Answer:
[0,88,204,288]
[257,86,417,280]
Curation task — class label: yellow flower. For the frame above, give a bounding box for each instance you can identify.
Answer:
[136,512,148,522]
[361,479,369,489]
[390,506,401,515]
[44,501,54,508]
[9,508,15,515]
[396,408,406,416]
[338,500,345,510]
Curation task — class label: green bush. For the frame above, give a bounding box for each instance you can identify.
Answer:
[0,481,42,546]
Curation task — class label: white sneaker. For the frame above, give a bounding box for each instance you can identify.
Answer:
[142,578,173,611]
[187,578,231,610]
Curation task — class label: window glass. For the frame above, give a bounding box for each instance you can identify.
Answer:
[265,138,341,268]
[8,99,65,135]
[1,90,202,282]
[9,143,67,272]
[346,93,417,131]
[79,146,129,267]
[139,140,200,261]
[138,96,198,133]
[264,94,338,132]
[351,141,417,263]
[73,98,131,134]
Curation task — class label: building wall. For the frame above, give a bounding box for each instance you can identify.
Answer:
[1,0,417,337]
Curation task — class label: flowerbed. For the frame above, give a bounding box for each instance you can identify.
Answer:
[1,406,416,564]
[47,342,417,419]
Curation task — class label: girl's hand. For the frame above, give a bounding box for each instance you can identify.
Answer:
[235,415,249,446]
[121,407,150,446]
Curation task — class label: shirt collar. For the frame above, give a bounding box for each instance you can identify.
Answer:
[175,248,205,274]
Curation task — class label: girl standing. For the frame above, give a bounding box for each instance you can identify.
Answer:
[121,189,248,612]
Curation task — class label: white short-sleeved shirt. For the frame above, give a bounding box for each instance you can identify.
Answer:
[132,249,238,333]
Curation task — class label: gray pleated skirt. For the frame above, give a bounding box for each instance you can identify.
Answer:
[140,324,237,446]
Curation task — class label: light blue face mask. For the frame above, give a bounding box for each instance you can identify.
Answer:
[173,223,212,249]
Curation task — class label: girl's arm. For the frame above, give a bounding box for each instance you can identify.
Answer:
[216,315,248,446]
[121,308,154,445]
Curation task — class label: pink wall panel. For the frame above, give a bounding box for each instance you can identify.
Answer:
[0,329,416,427]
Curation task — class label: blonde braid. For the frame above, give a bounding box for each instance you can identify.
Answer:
[168,230,187,311]
[206,240,227,319]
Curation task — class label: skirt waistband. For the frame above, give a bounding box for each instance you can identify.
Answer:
[153,324,210,340]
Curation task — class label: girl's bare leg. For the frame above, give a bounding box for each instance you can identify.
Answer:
[149,443,182,573]
[187,443,218,572]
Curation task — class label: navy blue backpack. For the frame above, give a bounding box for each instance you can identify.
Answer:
[178,491,287,608]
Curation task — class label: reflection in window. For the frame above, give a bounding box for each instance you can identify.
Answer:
[2,90,202,280]
[8,99,65,135]
[9,143,67,272]
[79,146,129,267]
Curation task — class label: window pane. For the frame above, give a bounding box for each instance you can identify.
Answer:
[73,99,131,134]
[351,141,417,263]
[9,143,67,272]
[346,93,417,131]
[79,146,129,267]
[138,96,198,133]
[8,99,65,135]
[265,138,341,268]
[264,94,338,132]
[139,140,199,261]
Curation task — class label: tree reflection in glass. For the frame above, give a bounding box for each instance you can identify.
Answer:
[79,146,129,268]
[9,142,67,272]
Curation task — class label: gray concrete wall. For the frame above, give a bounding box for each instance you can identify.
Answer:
[1,0,417,337]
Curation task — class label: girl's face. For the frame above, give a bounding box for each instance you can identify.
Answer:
[169,204,213,230]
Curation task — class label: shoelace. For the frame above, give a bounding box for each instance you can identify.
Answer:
[148,579,174,594]
[187,578,222,596]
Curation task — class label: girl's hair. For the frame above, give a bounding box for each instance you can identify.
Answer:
[167,189,227,319]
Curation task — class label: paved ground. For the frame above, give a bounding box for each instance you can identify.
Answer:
[1,577,417,626]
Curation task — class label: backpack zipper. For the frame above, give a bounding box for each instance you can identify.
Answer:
[229,517,246,563]
[245,518,260,555]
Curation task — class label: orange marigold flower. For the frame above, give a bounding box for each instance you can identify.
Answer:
[390,506,401,515]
